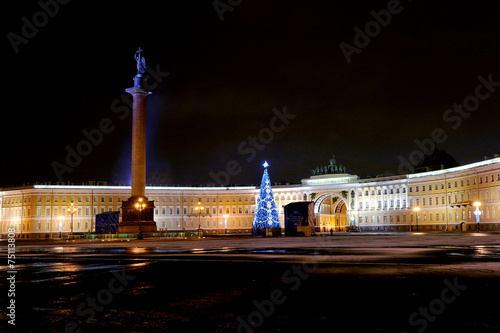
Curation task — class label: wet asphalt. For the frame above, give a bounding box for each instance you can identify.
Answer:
[2,233,500,333]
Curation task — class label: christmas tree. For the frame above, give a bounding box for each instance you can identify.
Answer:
[253,161,280,229]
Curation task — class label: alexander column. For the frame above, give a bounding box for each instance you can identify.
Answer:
[118,48,157,238]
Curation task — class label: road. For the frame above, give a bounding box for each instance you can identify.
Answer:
[1,232,500,332]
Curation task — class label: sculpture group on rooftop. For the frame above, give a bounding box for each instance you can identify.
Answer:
[312,154,346,175]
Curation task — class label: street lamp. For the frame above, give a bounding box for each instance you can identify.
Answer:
[67,202,77,239]
[194,201,204,237]
[413,206,420,232]
[474,201,482,232]
[135,197,146,240]
[223,214,228,234]
[58,216,64,238]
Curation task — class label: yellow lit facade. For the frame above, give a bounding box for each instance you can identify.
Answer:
[1,157,499,237]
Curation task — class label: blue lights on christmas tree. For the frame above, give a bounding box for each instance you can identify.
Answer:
[253,161,280,229]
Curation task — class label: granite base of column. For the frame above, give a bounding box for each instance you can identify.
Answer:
[118,196,157,236]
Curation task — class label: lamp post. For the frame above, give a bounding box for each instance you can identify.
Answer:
[135,197,146,240]
[67,202,77,239]
[474,201,482,232]
[58,216,64,238]
[350,210,358,231]
[223,214,228,234]
[194,201,204,237]
[413,206,420,232]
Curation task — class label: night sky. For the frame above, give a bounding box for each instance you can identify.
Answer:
[3,0,500,187]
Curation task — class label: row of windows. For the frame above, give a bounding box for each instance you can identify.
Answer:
[410,174,500,193]
[162,206,254,216]
[411,188,499,206]
[359,199,407,210]
[360,187,406,196]
[359,207,498,224]
[2,204,255,218]
[3,218,252,232]
[158,218,252,229]
[356,174,500,197]
[1,195,256,206]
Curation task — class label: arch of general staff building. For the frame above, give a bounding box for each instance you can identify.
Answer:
[1,157,499,237]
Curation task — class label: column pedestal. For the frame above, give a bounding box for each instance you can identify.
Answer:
[118,195,157,235]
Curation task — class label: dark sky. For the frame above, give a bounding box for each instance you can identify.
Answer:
[3,0,500,187]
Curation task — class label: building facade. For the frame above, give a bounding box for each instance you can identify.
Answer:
[1,157,499,238]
